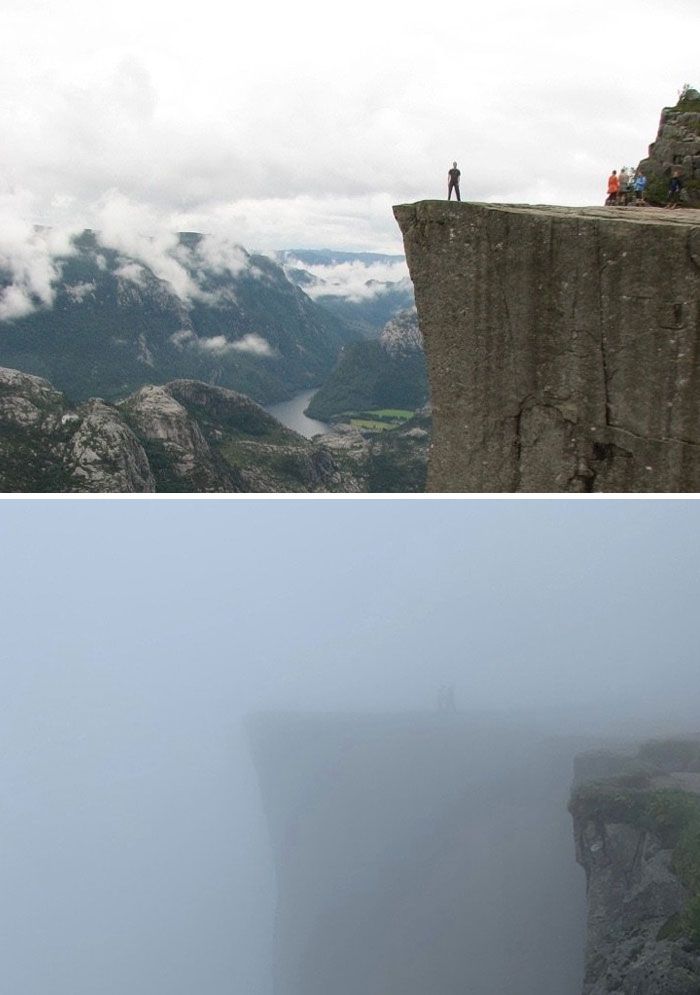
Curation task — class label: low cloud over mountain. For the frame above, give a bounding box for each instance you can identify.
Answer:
[0,221,358,405]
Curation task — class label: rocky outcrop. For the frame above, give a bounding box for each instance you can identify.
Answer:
[0,365,360,493]
[118,384,228,491]
[65,399,155,492]
[637,88,700,206]
[378,307,423,355]
[0,367,154,492]
[394,201,700,492]
[570,740,700,994]
[318,409,430,492]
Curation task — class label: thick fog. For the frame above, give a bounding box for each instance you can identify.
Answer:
[1,499,699,995]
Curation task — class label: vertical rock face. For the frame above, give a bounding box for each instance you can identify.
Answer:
[249,714,586,995]
[573,811,697,994]
[394,201,700,492]
[570,743,700,994]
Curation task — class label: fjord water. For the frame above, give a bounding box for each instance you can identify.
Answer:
[265,389,330,438]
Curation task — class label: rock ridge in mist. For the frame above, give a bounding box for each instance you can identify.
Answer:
[393,201,700,493]
[571,739,700,993]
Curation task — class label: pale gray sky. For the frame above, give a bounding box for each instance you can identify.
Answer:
[1,0,698,251]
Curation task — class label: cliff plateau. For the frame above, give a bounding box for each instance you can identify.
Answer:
[394,201,700,492]
[249,713,586,995]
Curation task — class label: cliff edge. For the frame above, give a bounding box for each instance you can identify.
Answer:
[570,739,700,994]
[393,201,700,492]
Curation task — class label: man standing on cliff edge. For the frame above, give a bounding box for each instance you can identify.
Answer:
[448,162,461,201]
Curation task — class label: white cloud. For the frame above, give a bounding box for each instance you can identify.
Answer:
[230,333,274,356]
[0,188,79,320]
[0,185,267,322]
[94,191,201,302]
[0,284,36,321]
[90,193,259,305]
[170,329,275,358]
[0,1,697,250]
[114,262,147,286]
[197,333,274,357]
[170,328,195,347]
[292,258,411,302]
[196,335,231,354]
[194,236,249,278]
[65,281,96,302]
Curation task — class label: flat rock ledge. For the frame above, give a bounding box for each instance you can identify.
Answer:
[394,201,700,492]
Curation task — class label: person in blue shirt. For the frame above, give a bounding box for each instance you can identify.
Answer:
[633,172,648,205]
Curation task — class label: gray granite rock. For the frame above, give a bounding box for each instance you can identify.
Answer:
[0,365,361,493]
[393,201,700,492]
[638,91,700,203]
[571,742,700,995]
[0,366,154,492]
[66,399,155,492]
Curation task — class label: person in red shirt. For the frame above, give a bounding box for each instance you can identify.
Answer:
[606,170,619,206]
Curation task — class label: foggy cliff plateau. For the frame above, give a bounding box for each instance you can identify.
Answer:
[249,711,588,995]
[394,201,700,492]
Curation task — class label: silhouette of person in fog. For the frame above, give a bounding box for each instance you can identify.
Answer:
[448,162,461,202]
[437,683,457,712]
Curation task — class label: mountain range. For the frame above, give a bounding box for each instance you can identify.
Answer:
[0,365,359,493]
[306,309,428,421]
[277,249,415,337]
[0,231,361,406]
[0,232,428,491]
[0,363,428,493]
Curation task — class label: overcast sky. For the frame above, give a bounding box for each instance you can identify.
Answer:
[2,498,700,994]
[1,0,698,252]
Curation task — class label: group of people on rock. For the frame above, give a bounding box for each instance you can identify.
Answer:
[605,167,684,209]
[445,160,685,209]
[605,168,648,206]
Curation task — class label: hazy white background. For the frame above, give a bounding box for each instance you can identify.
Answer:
[1,0,698,251]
